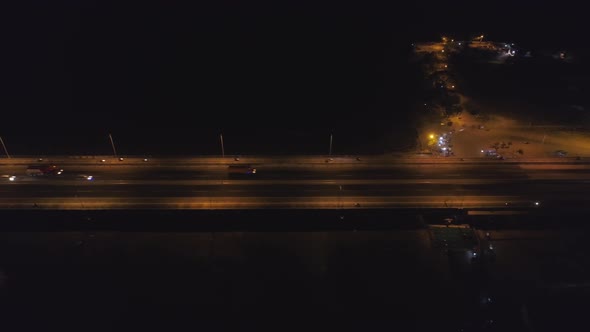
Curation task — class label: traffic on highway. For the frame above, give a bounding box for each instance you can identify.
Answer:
[0,156,588,210]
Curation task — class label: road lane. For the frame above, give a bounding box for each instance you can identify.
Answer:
[0,195,536,209]
[0,183,585,198]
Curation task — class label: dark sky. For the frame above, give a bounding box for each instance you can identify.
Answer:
[0,0,587,153]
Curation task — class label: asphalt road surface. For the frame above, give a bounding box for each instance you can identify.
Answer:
[1,156,589,210]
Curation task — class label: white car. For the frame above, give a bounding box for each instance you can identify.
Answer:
[1,175,16,181]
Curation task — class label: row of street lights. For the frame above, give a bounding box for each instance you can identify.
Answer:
[0,133,336,158]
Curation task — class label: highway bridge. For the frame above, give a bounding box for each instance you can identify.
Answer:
[1,155,589,211]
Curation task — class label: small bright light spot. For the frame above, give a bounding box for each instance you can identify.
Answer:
[481,150,484,153]
[441,49,445,53]
[458,42,462,45]
[429,134,434,139]
[535,201,540,206]
[9,176,15,181]
[87,176,93,181]
[101,159,106,162]
[451,85,455,88]
[143,158,148,162]
[119,158,124,161]
[444,65,448,68]
[442,147,447,151]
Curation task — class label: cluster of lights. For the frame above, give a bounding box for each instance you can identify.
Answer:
[430,132,453,156]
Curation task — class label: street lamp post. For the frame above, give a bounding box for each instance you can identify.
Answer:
[329,134,333,157]
[0,136,10,158]
[220,134,225,158]
[108,133,118,158]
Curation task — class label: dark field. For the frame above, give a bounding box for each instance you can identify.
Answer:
[452,46,590,125]
[1,211,590,331]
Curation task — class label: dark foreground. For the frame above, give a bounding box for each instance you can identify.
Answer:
[0,210,589,332]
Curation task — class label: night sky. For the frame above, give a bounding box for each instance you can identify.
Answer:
[1,0,587,154]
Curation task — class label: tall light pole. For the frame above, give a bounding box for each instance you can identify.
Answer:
[0,136,10,159]
[329,134,333,157]
[220,134,225,158]
[108,133,117,158]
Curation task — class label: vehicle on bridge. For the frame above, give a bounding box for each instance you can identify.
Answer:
[26,165,63,177]
[228,165,256,176]
[1,175,16,181]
